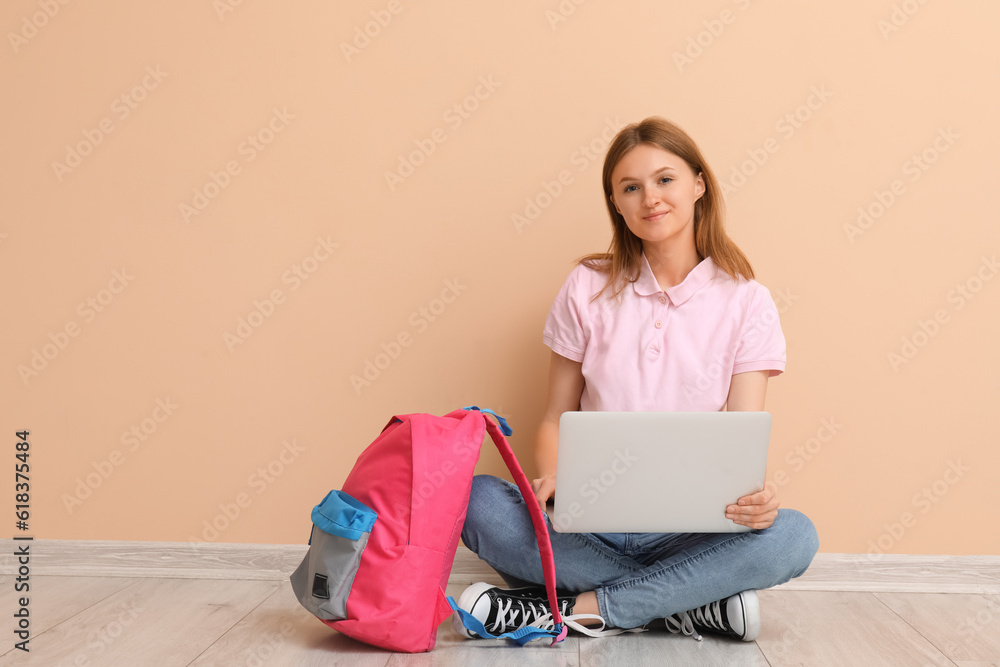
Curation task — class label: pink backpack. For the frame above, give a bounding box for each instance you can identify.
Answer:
[290,407,566,653]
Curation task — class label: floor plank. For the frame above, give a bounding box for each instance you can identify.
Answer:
[383,583,581,666]
[0,575,138,648]
[391,630,580,667]
[9,541,999,593]
[578,628,768,666]
[770,553,1000,594]
[755,590,957,666]
[189,583,391,667]
[0,578,278,666]
[875,592,1000,665]
[2,573,998,665]
[0,539,310,581]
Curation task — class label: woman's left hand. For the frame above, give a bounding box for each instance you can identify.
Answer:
[726,484,780,530]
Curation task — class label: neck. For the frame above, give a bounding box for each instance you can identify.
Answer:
[642,241,702,290]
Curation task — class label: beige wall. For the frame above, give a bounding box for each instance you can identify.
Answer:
[2,1,997,556]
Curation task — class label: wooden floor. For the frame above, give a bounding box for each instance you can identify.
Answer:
[1,576,998,666]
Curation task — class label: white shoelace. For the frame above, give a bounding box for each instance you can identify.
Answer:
[530,612,647,638]
[488,594,647,639]
[489,597,570,634]
[665,599,726,641]
[665,610,703,641]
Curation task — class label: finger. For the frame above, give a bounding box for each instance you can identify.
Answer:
[537,484,554,505]
[737,490,769,506]
[733,499,779,514]
[726,502,774,519]
[731,510,778,529]
[727,503,763,516]
[730,492,780,513]
[732,519,767,529]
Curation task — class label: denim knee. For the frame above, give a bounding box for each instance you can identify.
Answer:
[461,474,510,553]
[776,508,820,579]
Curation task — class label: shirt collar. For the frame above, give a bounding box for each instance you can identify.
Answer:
[633,252,718,305]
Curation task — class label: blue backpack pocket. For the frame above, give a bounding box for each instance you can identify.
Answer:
[289,490,377,621]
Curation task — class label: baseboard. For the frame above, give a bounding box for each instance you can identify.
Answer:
[2,540,997,594]
[0,539,306,581]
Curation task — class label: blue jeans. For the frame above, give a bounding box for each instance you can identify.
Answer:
[460,474,819,630]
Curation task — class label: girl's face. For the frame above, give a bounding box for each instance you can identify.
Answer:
[609,143,705,248]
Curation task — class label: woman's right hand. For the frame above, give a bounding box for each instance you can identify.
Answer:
[531,473,557,512]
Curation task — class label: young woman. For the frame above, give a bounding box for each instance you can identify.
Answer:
[454,117,819,642]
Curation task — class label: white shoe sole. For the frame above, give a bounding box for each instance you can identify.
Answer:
[451,582,496,639]
[734,590,761,642]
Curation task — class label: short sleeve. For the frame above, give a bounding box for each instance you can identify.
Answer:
[542,267,589,362]
[732,284,786,377]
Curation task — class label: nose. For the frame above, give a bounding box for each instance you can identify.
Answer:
[643,188,661,209]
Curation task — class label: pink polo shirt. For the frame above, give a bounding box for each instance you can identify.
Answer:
[542,253,785,412]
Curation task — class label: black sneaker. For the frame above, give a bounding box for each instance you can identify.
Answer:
[452,582,577,638]
[665,589,761,642]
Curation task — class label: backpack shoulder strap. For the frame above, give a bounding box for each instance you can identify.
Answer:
[459,406,567,644]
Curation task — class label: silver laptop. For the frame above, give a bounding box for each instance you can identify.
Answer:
[551,411,771,534]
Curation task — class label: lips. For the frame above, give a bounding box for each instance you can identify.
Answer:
[644,211,668,220]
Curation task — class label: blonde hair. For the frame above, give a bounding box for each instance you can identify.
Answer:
[579,116,754,301]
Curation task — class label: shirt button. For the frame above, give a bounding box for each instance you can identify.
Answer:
[654,320,662,329]
[659,296,666,304]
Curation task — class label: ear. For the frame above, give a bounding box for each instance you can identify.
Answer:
[610,194,622,215]
[695,172,706,200]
